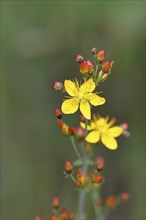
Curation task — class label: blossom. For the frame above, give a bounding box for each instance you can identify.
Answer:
[61,78,105,120]
[81,114,123,150]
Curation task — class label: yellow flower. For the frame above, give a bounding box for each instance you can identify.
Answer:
[81,115,123,150]
[61,78,105,120]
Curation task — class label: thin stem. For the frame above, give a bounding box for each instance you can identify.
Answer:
[91,190,105,220]
[70,173,76,183]
[70,136,82,161]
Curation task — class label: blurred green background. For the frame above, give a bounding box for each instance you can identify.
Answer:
[1,1,145,219]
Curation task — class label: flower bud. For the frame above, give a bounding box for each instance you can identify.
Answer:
[75,181,81,188]
[102,61,114,73]
[68,212,75,220]
[106,196,117,208]
[50,215,58,220]
[120,192,130,201]
[80,114,85,122]
[55,108,62,119]
[52,81,64,91]
[57,119,69,135]
[76,126,84,138]
[91,47,97,55]
[80,60,94,75]
[96,199,103,206]
[97,50,105,61]
[120,123,129,130]
[34,216,42,220]
[92,175,104,184]
[87,60,94,74]
[80,61,89,75]
[76,54,84,64]
[68,127,76,135]
[96,157,105,172]
[52,197,60,209]
[64,161,73,173]
[60,208,68,220]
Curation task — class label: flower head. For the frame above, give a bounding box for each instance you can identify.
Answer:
[81,114,123,150]
[61,78,105,119]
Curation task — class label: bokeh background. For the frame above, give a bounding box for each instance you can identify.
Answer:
[1,1,145,220]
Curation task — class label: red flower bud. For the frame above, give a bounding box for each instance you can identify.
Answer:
[34,216,42,220]
[80,114,85,122]
[64,161,73,173]
[106,196,117,208]
[75,181,81,188]
[102,61,114,73]
[87,60,94,74]
[120,123,129,130]
[96,157,105,171]
[91,47,97,55]
[120,192,130,201]
[60,208,68,220]
[76,54,84,64]
[50,215,58,220]
[55,108,62,119]
[52,197,60,209]
[76,126,84,138]
[57,119,69,135]
[68,127,76,135]
[92,175,104,184]
[80,61,89,75]
[97,50,105,61]
[68,212,75,220]
[52,81,64,91]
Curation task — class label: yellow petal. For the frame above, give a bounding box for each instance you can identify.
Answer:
[85,131,100,143]
[61,98,79,114]
[80,122,92,131]
[101,134,118,150]
[80,78,95,93]
[108,126,123,137]
[85,93,106,106]
[64,80,78,97]
[80,100,91,119]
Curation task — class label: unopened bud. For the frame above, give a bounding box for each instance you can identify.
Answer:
[102,61,114,73]
[34,216,42,220]
[97,50,105,61]
[91,47,97,55]
[76,54,84,64]
[80,114,85,122]
[52,197,60,209]
[50,215,58,220]
[75,181,81,188]
[96,157,105,171]
[106,196,117,208]
[57,119,69,135]
[120,123,129,130]
[52,81,64,91]
[64,161,73,173]
[120,192,130,201]
[68,127,76,135]
[55,108,62,119]
[92,175,104,184]
[87,60,94,74]
[68,212,75,220]
[80,61,89,75]
[76,126,84,138]
[60,208,68,220]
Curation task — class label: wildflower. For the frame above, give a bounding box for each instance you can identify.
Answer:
[81,114,123,150]
[61,78,105,120]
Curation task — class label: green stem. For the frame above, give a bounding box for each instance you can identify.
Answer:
[91,190,105,220]
[70,136,82,161]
